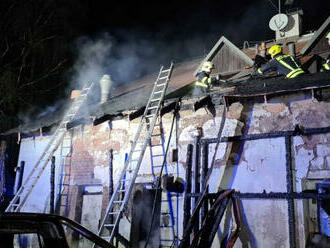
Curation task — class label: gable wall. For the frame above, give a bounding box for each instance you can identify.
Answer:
[211,44,250,75]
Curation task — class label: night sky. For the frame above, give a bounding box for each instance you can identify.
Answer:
[64,0,329,54]
[62,0,330,83]
[0,0,329,130]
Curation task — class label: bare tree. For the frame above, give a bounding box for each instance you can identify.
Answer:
[0,0,69,132]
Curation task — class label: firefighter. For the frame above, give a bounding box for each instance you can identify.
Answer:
[320,32,330,71]
[194,61,218,95]
[252,44,305,79]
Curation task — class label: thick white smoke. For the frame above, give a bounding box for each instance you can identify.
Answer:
[72,34,113,88]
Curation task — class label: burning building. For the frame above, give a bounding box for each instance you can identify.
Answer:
[1,12,330,248]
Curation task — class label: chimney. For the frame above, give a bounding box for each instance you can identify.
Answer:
[286,42,296,57]
[99,74,112,104]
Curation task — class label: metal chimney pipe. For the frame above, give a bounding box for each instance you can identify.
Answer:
[99,74,112,104]
[287,42,296,57]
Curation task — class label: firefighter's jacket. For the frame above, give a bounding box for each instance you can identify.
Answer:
[321,55,330,71]
[195,71,217,89]
[256,54,304,78]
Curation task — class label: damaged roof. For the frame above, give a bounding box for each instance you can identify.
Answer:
[301,16,330,56]
[4,16,330,135]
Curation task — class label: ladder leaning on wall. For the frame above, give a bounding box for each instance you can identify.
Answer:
[56,128,74,217]
[96,62,174,245]
[5,83,94,213]
[149,116,177,247]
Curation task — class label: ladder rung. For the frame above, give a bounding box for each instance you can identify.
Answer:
[153,90,163,94]
[151,98,161,102]
[161,69,171,73]
[113,200,124,204]
[118,189,126,192]
[108,211,120,215]
[158,76,168,80]
[156,83,166,87]
[103,224,115,228]
[145,114,154,118]
[152,154,164,157]
[148,106,158,110]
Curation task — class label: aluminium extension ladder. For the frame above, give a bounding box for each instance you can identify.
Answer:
[149,117,177,247]
[56,129,74,217]
[96,62,174,245]
[5,83,94,212]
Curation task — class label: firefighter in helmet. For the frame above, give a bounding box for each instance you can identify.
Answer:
[320,32,330,71]
[194,61,218,95]
[252,44,305,79]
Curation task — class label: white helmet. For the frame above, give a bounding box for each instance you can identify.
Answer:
[201,61,214,73]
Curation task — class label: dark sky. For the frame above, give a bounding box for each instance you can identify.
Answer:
[60,0,329,83]
[63,0,329,52]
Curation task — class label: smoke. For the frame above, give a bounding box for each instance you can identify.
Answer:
[70,28,212,91]
[71,33,113,89]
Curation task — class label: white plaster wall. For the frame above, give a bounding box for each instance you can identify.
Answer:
[231,138,287,192]
[207,138,287,193]
[17,136,62,212]
[16,96,330,247]
[233,200,289,248]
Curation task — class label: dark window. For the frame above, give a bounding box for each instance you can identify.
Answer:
[172,149,178,162]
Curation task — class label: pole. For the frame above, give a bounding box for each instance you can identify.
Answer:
[193,131,201,233]
[201,143,209,222]
[50,156,55,214]
[183,144,193,246]
[109,149,114,198]
[285,136,296,248]
[109,149,114,223]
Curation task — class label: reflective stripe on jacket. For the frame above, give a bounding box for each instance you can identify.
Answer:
[258,54,304,78]
[195,72,212,88]
[322,59,330,71]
